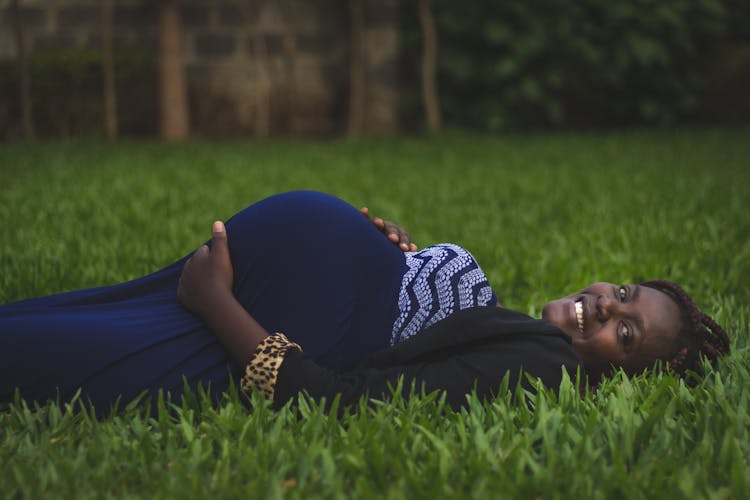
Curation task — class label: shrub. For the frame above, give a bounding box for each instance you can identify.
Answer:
[402,0,731,130]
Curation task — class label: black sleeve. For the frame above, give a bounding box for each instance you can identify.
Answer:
[274,334,580,411]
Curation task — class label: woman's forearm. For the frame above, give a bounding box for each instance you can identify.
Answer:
[177,221,269,365]
[201,290,269,365]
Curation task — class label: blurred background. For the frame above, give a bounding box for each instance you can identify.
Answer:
[1,0,748,141]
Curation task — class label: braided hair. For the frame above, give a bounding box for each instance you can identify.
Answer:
[641,280,730,379]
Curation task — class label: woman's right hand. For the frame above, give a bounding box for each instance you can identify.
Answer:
[178,221,234,319]
[360,207,417,252]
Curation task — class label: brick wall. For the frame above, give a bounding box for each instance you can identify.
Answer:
[0,0,400,138]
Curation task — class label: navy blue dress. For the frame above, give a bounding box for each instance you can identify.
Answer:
[0,191,407,411]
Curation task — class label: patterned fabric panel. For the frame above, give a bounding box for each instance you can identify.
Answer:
[390,244,497,345]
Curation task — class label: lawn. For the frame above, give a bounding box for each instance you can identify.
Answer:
[1,128,749,498]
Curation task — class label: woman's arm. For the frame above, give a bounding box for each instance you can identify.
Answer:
[178,221,268,364]
[253,330,578,411]
[272,348,483,410]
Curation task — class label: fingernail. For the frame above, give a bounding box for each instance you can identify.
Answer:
[213,221,223,233]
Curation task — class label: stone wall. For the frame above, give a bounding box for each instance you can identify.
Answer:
[0,0,400,138]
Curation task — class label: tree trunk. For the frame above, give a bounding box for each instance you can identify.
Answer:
[101,0,118,141]
[418,0,441,132]
[252,31,271,139]
[347,0,366,137]
[279,0,297,135]
[159,0,189,141]
[11,0,35,141]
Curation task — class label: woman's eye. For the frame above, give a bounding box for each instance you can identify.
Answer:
[622,324,632,345]
[618,286,628,302]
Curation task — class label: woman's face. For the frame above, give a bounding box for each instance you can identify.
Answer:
[542,282,683,379]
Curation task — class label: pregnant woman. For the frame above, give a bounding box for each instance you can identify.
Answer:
[0,191,730,412]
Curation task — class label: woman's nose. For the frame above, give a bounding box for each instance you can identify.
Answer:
[596,294,616,322]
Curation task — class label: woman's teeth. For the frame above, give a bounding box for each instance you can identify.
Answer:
[575,300,584,334]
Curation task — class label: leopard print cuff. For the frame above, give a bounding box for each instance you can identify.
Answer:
[240,333,302,400]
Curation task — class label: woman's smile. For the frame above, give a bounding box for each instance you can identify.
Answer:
[574,298,584,335]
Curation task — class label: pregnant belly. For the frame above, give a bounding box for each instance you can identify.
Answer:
[224,191,408,370]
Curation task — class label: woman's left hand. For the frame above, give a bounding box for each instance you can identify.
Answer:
[360,207,417,252]
[178,221,234,318]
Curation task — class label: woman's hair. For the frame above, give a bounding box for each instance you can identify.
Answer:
[641,280,730,379]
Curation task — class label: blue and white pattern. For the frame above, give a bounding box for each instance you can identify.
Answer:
[390,244,497,345]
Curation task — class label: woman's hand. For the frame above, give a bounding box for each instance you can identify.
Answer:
[178,221,234,318]
[178,221,269,364]
[360,207,417,252]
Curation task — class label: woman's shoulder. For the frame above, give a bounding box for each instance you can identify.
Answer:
[377,306,578,366]
[365,305,582,400]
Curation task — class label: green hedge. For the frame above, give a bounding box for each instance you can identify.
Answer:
[402,0,739,130]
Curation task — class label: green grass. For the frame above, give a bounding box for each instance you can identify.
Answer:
[1,128,749,498]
